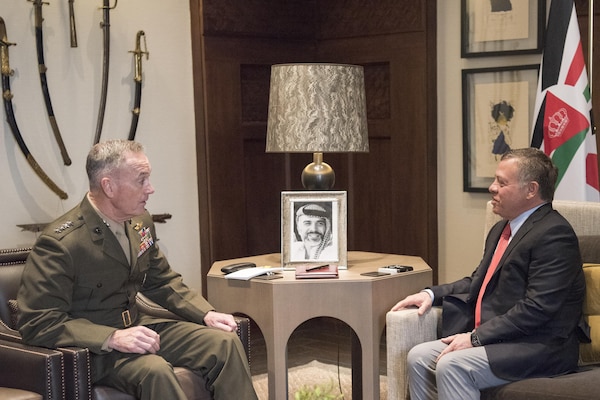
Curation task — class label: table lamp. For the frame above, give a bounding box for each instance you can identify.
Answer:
[266,63,369,190]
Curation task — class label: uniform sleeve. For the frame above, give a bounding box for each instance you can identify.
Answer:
[136,217,215,324]
[17,234,117,353]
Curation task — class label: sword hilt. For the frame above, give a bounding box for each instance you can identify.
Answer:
[129,31,149,82]
[27,0,50,28]
[0,30,16,77]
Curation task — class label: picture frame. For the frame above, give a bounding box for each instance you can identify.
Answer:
[462,64,539,192]
[461,0,546,57]
[281,191,347,269]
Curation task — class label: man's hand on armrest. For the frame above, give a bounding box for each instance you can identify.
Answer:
[390,291,433,315]
[107,326,161,354]
[204,311,237,332]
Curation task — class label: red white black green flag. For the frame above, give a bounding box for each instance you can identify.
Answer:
[531,0,599,201]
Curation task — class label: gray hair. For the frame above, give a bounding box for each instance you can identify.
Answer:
[86,140,145,191]
[501,148,558,202]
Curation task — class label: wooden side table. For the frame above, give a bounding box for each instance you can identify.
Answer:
[207,251,432,400]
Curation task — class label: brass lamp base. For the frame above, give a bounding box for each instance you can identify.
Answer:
[301,153,335,190]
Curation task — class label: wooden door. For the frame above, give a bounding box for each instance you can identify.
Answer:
[190,0,438,294]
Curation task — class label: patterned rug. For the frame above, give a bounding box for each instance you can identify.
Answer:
[252,360,388,400]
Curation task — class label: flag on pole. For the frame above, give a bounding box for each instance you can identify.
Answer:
[531,0,599,201]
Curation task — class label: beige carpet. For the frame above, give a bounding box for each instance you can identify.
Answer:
[252,360,387,400]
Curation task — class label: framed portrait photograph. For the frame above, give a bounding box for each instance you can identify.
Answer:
[462,64,539,192]
[461,0,545,57]
[281,191,347,269]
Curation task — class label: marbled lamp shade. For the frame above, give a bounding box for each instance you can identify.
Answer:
[266,63,369,189]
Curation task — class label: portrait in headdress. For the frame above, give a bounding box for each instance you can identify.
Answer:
[291,202,337,262]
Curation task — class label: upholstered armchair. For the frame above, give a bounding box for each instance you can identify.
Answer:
[386,200,600,400]
[0,338,64,399]
[0,247,250,400]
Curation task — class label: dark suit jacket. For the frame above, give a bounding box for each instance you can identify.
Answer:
[431,203,585,381]
[17,196,214,354]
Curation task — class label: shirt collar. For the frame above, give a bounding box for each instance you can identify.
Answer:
[508,202,547,238]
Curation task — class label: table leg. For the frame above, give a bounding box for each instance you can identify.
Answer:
[265,326,291,400]
[351,324,381,400]
[351,332,362,399]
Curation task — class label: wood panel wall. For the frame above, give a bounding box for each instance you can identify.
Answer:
[190,0,438,295]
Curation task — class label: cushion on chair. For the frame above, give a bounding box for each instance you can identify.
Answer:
[580,263,600,365]
[481,367,600,400]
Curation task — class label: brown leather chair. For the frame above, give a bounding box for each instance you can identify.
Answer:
[0,338,64,399]
[0,247,251,400]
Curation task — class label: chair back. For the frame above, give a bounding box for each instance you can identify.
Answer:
[0,248,30,331]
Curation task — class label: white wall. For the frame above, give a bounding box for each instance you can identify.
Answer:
[1,1,203,290]
[2,0,551,290]
[436,0,546,283]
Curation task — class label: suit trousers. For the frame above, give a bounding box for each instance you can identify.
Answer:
[95,321,257,400]
[407,339,510,400]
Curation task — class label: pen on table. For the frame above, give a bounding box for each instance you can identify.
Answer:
[305,264,329,271]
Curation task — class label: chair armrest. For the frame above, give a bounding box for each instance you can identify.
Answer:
[0,339,65,399]
[57,346,92,400]
[234,315,251,363]
[0,319,93,399]
[0,321,22,343]
[386,307,442,400]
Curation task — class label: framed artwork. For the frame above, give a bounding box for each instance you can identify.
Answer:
[462,64,539,192]
[281,191,347,269]
[461,0,546,57]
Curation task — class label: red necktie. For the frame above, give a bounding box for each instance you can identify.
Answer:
[474,223,511,327]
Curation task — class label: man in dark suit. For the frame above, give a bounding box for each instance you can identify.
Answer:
[17,140,258,400]
[391,148,586,399]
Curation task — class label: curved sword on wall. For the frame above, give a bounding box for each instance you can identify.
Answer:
[0,17,68,199]
[29,0,72,166]
[128,30,149,141]
[93,0,117,145]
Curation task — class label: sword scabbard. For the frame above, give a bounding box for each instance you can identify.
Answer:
[26,154,68,199]
[68,0,78,47]
[1,17,68,200]
[127,31,148,141]
[49,116,72,165]
[30,0,72,166]
[94,0,118,144]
